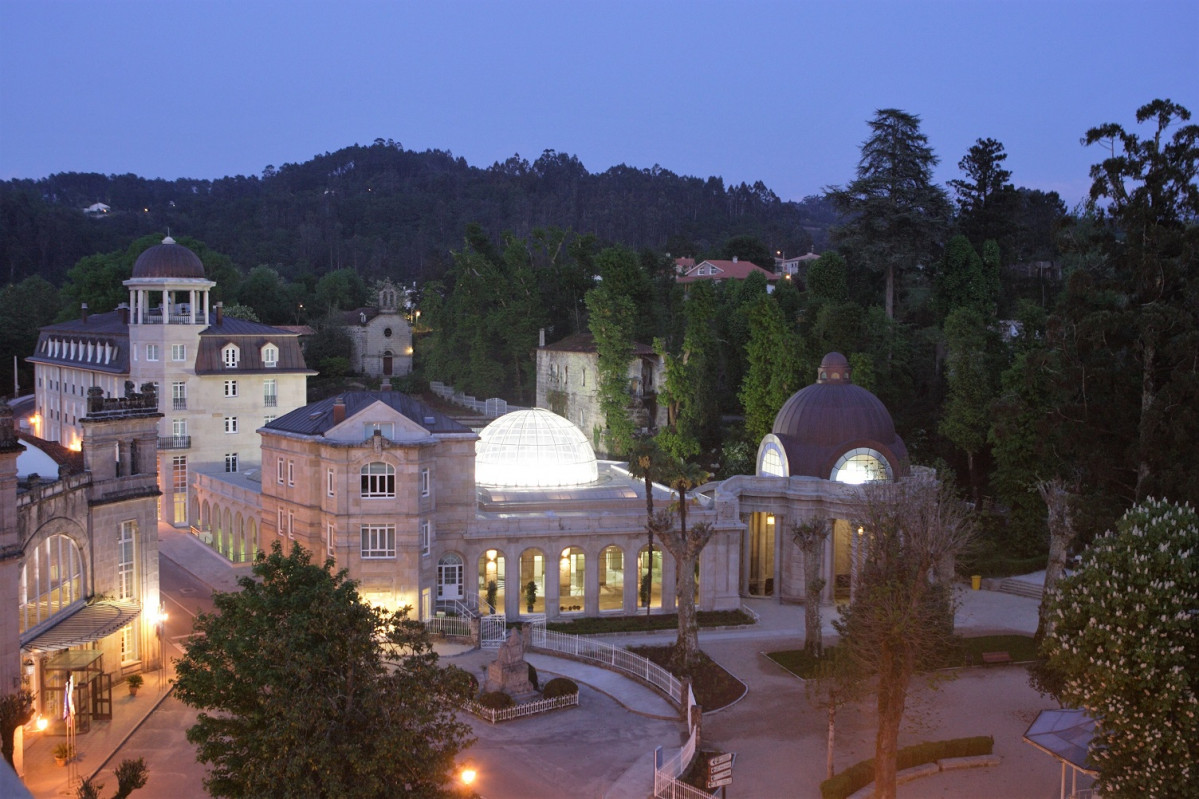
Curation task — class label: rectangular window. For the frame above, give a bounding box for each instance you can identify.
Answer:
[120,623,138,665]
[171,455,188,491]
[264,415,276,425]
[146,344,159,361]
[327,468,335,497]
[172,418,187,438]
[117,521,136,600]
[420,520,431,556]
[171,344,186,361]
[224,380,238,398]
[224,416,238,434]
[288,510,294,539]
[263,345,279,368]
[277,507,285,536]
[277,457,285,485]
[172,381,187,411]
[223,346,239,368]
[287,459,294,487]
[225,452,238,472]
[327,522,335,557]
[263,378,277,407]
[360,463,395,498]
[360,525,396,559]
[420,468,431,498]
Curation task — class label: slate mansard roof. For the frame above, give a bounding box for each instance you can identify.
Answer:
[27,311,131,374]
[194,317,312,374]
[264,391,471,437]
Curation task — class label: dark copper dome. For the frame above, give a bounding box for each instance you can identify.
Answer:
[131,236,205,279]
[768,352,908,479]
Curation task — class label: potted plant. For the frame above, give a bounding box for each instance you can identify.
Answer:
[524,580,538,613]
[53,742,73,766]
[126,674,144,697]
[486,580,498,614]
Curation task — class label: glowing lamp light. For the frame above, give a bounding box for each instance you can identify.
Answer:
[459,763,477,786]
[486,549,497,562]
[35,716,49,732]
[766,514,775,526]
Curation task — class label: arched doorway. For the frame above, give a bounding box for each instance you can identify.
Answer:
[637,545,663,610]
[477,549,505,614]
[382,350,393,376]
[558,546,585,613]
[437,553,464,603]
[598,545,624,611]
[519,548,545,614]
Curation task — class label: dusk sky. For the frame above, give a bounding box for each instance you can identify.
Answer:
[2,1,1195,208]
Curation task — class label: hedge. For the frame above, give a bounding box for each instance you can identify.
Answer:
[819,736,993,799]
[541,678,579,699]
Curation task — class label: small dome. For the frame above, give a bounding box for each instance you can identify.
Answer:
[131,236,206,279]
[765,352,908,480]
[476,408,597,487]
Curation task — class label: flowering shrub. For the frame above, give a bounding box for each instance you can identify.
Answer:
[1041,499,1198,797]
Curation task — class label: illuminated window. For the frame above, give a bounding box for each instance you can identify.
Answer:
[18,534,84,633]
[360,462,395,498]
[831,448,893,484]
[759,443,785,477]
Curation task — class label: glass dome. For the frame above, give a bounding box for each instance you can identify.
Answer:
[476,408,598,487]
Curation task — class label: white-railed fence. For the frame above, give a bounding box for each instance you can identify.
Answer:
[429,381,523,418]
[463,692,580,724]
[424,614,471,638]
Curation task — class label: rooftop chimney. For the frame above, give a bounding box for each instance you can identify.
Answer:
[215,302,224,325]
[332,395,346,425]
[539,328,545,347]
[81,303,89,323]
[117,303,130,325]
[732,255,739,263]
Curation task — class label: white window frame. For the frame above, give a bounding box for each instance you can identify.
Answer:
[262,344,279,368]
[277,457,285,485]
[420,520,431,556]
[326,522,335,557]
[287,459,294,487]
[420,467,431,498]
[288,510,295,540]
[327,468,335,497]
[146,344,159,362]
[117,520,136,600]
[171,344,186,361]
[224,380,238,398]
[222,344,239,368]
[360,462,395,498]
[224,416,239,434]
[225,452,238,472]
[277,507,285,536]
[360,524,396,559]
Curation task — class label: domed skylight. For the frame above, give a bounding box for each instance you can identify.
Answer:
[476,408,597,487]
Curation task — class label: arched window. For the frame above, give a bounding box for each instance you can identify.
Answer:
[758,442,785,477]
[831,448,892,484]
[19,534,85,633]
[261,343,279,368]
[360,462,395,497]
[598,545,624,612]
[222,344,240,369]
[478,550,506,614]
[519,548,545,614]
[559,546,585,612]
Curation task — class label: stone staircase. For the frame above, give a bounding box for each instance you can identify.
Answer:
[998,577,1044,600]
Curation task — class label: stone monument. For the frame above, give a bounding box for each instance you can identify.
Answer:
[483,630,535,698]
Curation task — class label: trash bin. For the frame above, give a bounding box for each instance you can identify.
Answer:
[971,575,982,591]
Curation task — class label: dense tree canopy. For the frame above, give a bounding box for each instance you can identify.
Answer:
[1039,499,1199,798]
[174,543,474,799]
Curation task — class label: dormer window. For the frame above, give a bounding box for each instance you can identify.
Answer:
[262,344,278,368]
[222,344,240,369]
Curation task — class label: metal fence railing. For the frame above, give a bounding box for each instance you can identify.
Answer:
[535,630,684,705]
[424,615,471,638]
[463,692,579,724]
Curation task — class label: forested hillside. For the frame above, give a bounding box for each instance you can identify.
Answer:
[0,139,829,287]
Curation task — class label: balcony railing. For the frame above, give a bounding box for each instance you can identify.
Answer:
[158,435,191,450]
[264,395,278,407]
[172,398,187,410]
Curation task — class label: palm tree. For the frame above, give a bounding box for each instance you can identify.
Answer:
[628,436,669,617]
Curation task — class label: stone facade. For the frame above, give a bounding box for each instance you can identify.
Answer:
[342,280,413,378]
[535,332,665,454]
[0,397,162,779]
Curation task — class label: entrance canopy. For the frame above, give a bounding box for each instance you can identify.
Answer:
[20,600,141,654]
[1023,708,1098,775]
